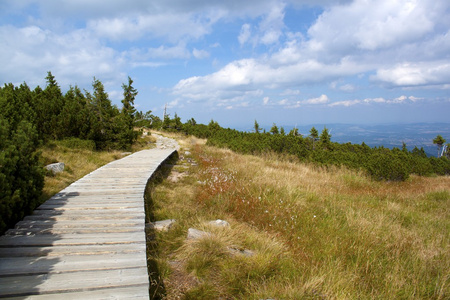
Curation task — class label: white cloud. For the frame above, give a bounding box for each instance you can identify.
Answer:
[280,89,301,96]
[339,84,355,92]
[0,25,125,88]
[307,0,443,55]
[238,24,251,45]
[329,100,360,107]
[88,13,212,43]
[193,48,210,59]
[304,94,329,104]
[372,62,450,87]
[263,96,270,105]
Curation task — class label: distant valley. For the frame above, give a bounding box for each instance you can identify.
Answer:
[246,123,450,157]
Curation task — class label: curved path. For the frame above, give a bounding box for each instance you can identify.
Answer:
[0,140,178,299]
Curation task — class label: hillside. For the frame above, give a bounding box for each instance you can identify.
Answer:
[148,133,449,299]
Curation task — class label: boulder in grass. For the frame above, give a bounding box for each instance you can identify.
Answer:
[209,219,230,228]
[187,228,211,240]
[146,219,176,232]
[45,162,65,174]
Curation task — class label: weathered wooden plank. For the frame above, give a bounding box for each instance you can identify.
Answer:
[0,244,147,257]
[2,286,149,299]
[0,145,178,298]
[6,226,143,235]
[0,232,146,247]
[14,219,143,228]
[0,267,149,297]
[0,253,146,276]
[37,203,144,210]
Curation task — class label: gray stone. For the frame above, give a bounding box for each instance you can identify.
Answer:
[208,219,230,228]
[185,151,191,156]
[187,228,211,240]
[45,162,65,174]
[228,247,255,257]
[146,219,175,232]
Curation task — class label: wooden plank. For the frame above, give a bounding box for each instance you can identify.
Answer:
[6,226,143,235]
[0,232,146,247]
[0,253,146,276]
[0,244,147,257]
[14,219,143,228]
[0,267,149,297]
[0,146,177,298]
[2,286,149,299]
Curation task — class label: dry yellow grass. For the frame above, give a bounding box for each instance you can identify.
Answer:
[40,134,156,201]
[150,140,449,299]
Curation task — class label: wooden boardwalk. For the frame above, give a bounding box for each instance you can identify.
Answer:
[0,145,177,299]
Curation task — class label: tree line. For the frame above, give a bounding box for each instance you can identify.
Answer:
[156,116,450,181]
[0,72,139,233]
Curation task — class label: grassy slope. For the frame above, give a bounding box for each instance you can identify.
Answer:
[150,134,449,299]
[39,133,156,202]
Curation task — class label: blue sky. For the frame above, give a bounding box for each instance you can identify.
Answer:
[1,0,449,128]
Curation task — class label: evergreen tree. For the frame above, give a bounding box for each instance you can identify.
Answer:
[0,86,44,234]
[270,123,279,135]
[433,135,446,157]
[289,127,299,136]
[60,86,90,138]
[116,77,139,149]
[310,127,319,140]
[87,78,116,149]
[310,127,319,149]
[39,72,64,139]
[319,127,331,147]
[254,120,260,133]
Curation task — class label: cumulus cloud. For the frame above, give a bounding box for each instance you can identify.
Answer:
[372,62,450,87]
[87,13,213,42]
[0,25,124,88]
[306,0,443,56]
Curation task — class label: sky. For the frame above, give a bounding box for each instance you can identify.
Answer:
[1,0,450,129]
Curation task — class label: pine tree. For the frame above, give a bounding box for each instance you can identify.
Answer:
[254,120,260,133]
[320,127,331,148]
[433,135,446,157]
[270,123,279,135]
[117,77,138,149]
[87,78,116,149]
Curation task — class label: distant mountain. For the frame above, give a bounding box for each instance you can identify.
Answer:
[239,123,450,157]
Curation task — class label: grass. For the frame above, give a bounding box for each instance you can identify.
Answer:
[39,133,156,202]
[148,135,450,299]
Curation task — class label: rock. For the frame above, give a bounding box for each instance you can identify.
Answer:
[228,246,255,257]
[45,162,65,174]
[185,151,191,156]
[146,219,176,232]
[208,219,230,227]
[187,228,211,240]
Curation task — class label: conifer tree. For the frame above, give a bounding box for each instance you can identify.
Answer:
[254,120,260,133]
[270,123,279,135]
[320,127,331,147]
[87,78,116,149]
[433,135,446,157]
[117,77,138,149]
